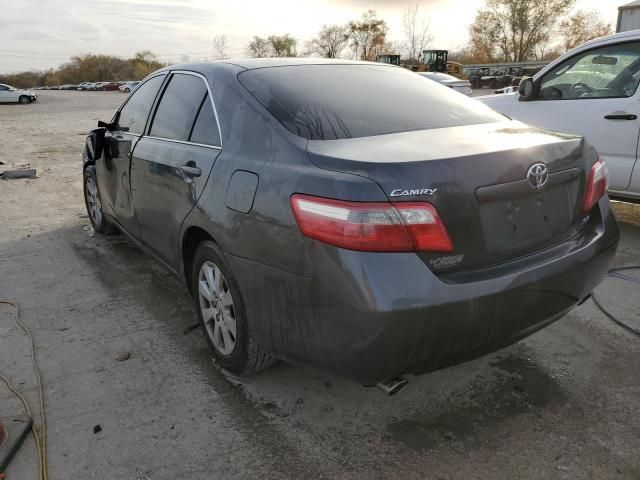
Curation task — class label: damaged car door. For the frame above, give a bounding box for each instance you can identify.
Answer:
[97,74,166,238]
[130,72,222,269]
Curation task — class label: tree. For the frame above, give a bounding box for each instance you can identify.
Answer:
[346,10,389,61]
[467,10,499,63]
[0,51,167,88]
[305,24,349,58]
[402,5,433,62]
[246,34,297,58]
[130,50,164,78]
[246,36,271,58]
[468,0,575,63]
[268,34,297,57]
[559,10,613,52]
[213,34,229,60]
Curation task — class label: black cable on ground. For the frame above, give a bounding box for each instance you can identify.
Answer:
[591,266,640,338]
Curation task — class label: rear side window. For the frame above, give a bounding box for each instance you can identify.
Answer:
[150,73,208,141]
[238,65,504,140]
[189,94,221,146]
[117,75,164,134]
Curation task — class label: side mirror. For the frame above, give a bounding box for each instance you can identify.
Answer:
[84,128,106,162]
[518,77,535,100]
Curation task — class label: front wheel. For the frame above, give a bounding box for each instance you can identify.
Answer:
[18,96,31,104]
[83,165,117,234]
[192,241,275,375]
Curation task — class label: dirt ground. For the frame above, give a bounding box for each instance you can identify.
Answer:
[1,91,640,480]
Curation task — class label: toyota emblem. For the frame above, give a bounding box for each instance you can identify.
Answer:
[527,163,549,190]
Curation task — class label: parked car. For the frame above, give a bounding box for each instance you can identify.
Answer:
[495,86,518,94]
[77,82,93,91]
[0,83,37,104]
[478,29,640,200]
[91,82,108,91]
[119,81,140,93]
[82,59,618,390]
[417,72,472,96]
[100,82,121,91]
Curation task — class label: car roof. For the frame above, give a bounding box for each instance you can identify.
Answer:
[534,29,640,80]
[576,28,640,50]
[159,57,388,75]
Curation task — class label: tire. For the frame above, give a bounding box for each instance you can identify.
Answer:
[83,165,117,235]
[18,96,31,104]
[124,88,130,93]
[192,241,275,375]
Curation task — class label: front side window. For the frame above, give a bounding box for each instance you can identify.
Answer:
[116,75,165,134]
[540,41,640,100]
[150,73,208,141]
[0,85,9,91]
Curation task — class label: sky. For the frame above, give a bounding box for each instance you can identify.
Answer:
[0,0,624,73]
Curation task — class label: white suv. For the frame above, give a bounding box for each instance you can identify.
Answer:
[478,30,640,200]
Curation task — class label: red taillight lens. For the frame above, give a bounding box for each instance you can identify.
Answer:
[583,159,609,212]
[290,194,453,253]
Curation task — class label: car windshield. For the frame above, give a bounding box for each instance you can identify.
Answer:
[238,64,503,140]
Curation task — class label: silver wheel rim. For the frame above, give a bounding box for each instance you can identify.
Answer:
[198,261,237,356]
[85,176,102,225]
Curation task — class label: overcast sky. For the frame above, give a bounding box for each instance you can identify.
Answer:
[0,0,624,73]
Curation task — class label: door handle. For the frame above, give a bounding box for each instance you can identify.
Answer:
[180,164,202,178]
[604,113,637,120]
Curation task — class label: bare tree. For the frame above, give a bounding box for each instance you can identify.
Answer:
[402,5,433,62]
[346,10,389,61]
[213,34,228,60]
[559,10,613,52]
[305,25,349,58]
[468,0,575,63]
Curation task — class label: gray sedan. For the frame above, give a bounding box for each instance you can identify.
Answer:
[82,59,618,393]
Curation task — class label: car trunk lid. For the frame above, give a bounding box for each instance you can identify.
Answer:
[306,121,592,273]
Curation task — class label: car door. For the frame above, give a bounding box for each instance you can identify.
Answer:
[96,74,166,238]
[508,41,640,193]
[0,84,15,102]
[130,71,222,269]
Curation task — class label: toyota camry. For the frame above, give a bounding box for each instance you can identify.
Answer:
[82,59,619,392]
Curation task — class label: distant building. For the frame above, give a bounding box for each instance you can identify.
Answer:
[618,1,640,32]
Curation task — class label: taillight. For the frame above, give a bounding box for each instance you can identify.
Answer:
[290,194,453,253]
[583,159,609,212]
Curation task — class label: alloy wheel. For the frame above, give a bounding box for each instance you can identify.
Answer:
[85,176,102,225]
[198,261,237,356]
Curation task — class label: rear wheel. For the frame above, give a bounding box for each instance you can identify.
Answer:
[83,165,117,234]
[192,241,275,375]
[18,96,31,104]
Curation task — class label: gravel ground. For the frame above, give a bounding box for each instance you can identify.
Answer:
[1,91,639,480]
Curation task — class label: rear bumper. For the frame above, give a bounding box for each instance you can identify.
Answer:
[305,197,618,384]
[227,197,618,385]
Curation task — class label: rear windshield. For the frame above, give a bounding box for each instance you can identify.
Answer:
[238,64,503,140]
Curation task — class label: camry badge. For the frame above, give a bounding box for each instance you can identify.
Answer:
[390,188,438,197]
[527,163,549,190]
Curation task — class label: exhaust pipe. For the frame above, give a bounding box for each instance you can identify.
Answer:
[376,376,408,396]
